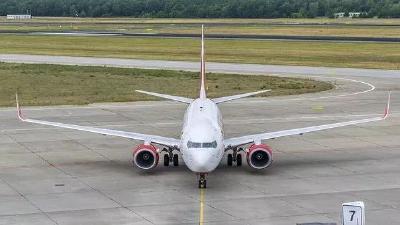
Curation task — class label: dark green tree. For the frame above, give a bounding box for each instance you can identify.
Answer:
[1,0,399,18]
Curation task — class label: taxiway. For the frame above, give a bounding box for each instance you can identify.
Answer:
[0,57,399,224]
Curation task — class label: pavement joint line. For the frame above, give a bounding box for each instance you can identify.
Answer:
[205,202,239,220]
[318,123,395,145]
[7,134,55,167]
[74,139,115,162]
[293,135,331,150]
[100,108,136,121]
[10,143,158,225]
[75,179,157,225]
[358,186,400,210]
[0,173,60,224]
[205,187,400,205]
[0,206,150,219]
[40,139,160,224]
[344,134,389,149]
[279,196,325,216]
[195,185,252,222]
[0,196,391,221]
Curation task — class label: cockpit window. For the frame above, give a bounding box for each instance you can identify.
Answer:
[202,141,217,148]
[187,141,217,148]
[187,141,201,148]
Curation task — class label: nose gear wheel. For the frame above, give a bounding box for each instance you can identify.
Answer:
[198,173,207,189]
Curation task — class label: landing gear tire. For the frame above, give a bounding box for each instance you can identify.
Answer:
[199,179,207,189]
[198,174,207,189]
[227,154,233,166]
[164,154,170,167]
[173,154,179,167]
[236,154,242,167]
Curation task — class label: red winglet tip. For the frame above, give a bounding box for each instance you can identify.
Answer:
[383,91,391,119]
[15,93,24,120]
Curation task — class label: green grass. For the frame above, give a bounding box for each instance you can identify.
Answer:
[0,62,332,107]
[0,34,399,70]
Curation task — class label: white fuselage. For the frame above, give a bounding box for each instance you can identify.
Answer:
[180,98,224,173]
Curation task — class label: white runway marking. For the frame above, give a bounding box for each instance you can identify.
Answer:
[245,76,376,104]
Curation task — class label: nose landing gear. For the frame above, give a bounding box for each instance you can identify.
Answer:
[198,173,207,189]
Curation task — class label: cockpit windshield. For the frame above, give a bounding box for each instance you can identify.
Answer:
[187,141,217,148]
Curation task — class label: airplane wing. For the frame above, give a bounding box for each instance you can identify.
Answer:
[224,93,391,148]
[16,94,180,147]
[136,90,193,104]
[212,90,270,104]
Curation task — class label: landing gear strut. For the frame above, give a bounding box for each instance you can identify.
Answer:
[227,147,243,167]
[163,154,169,166]
[173,154,179,167]
[198,173,207,189]
[163,148,179,167]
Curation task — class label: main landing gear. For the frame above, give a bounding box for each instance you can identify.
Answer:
[227,147,243,167]
[198,173,207,189]
[163,148,179,167]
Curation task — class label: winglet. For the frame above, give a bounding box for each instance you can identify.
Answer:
[383,91,391,119]
[15,93,25,121]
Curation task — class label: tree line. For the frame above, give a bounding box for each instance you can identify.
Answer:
[1,0,400,18]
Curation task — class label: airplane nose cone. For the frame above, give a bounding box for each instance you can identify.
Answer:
[188,150,217,173]
[196,156,208,168]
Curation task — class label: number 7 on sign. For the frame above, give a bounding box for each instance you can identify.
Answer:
[349,210,356,221]
[342,202,365,225]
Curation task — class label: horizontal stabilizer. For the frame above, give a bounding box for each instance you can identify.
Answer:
[136,90,193,104]
[212,90,270,104]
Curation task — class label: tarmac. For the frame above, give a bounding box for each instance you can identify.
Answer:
[0,56,399,224]
[2,31,400,42]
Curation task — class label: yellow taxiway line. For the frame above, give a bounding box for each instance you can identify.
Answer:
[199,188,205,225]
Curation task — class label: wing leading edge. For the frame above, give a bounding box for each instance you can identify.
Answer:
[225,93,391,148]
[16,94,180,147]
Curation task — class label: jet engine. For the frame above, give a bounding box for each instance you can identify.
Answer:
[246,144,273,169]
[133,144,159,170]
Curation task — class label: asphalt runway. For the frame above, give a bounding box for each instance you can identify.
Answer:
[1,54,399,78]
[2,31,400,42]
[0,56,399,224]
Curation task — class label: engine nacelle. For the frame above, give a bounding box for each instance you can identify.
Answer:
[133,144,159,170]
[246,144,273,169]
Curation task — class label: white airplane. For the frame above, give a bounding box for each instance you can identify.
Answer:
[16,26,390,188]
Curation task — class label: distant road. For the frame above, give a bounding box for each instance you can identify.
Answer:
[1,30,400,43]
[108,32,400,43]
[0,54,399,78]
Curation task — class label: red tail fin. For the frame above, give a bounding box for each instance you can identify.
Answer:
[199,25,207,99]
